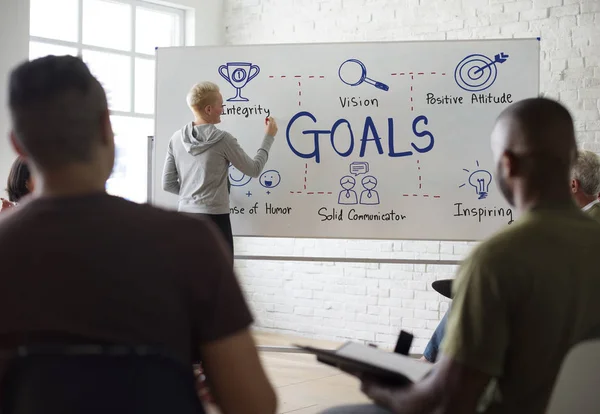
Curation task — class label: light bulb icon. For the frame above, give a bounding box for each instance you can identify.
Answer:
[468,170,492,199]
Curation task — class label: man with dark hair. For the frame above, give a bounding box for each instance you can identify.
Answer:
[0,56,277,414]
[1,156,33,211]
[323,98,600,414]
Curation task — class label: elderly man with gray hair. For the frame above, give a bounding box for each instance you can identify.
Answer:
[571,150,600,221]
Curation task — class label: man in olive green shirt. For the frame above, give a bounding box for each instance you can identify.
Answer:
[322,98,600,414]
[571,150,600,222]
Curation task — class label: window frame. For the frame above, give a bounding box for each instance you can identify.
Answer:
[29,0,185,203]
[29,0,185,121]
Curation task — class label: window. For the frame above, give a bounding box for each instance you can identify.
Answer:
[29,0,185,203]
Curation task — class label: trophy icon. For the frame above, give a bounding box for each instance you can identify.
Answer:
[218,62,260,102]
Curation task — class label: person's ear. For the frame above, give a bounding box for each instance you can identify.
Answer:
[99,109,114,146]
[571,178,580,194]
[502,151,519,178]
[9,131,27,158]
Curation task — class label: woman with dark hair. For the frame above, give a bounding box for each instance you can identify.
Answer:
[1,157,34,211]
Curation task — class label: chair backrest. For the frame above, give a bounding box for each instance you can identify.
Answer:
[0,345,206,414]
[546,339,600,414]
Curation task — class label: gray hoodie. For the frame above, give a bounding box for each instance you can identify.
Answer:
[162,123,274,214]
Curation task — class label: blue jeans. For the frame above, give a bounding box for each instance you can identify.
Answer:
[422,309,449,363]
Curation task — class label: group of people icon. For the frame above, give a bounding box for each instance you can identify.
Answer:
[338,175,380,205]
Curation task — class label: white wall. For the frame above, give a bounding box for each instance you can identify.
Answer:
[0,0,223,196]
[154,0,224,45]
[225,0,600,352]
[0,0,30,192]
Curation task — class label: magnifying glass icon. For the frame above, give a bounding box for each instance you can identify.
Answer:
[338,59,389,91]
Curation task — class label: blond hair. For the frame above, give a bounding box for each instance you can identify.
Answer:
[186,82,220,111]
[572,150,600,196]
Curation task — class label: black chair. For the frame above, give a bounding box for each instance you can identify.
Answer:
[431,279,453,299]
[0,345,206,414]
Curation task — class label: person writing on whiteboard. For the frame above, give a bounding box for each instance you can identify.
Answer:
[322,98,600,414]
[162,81,278,256]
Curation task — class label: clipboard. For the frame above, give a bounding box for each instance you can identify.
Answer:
[295,345,415,386]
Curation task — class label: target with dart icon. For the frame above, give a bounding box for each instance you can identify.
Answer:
[454,52,509,92]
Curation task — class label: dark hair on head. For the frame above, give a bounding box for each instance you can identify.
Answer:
[6,157,31,203]
[8,55,109,169]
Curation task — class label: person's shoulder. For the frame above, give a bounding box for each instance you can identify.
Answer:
[168,125,185,145]
[0,197,40,238]
[470,206,600,264]
[469,219,528,262]
[586,202,600,223]
[115,197,212,229]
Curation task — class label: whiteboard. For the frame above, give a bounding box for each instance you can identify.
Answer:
[154,39,539,241]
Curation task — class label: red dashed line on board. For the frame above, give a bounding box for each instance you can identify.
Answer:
[390,71,447,110]
[268,75,326,79]
[411,75,414,111]
[290,191,333,195]
[390,72,446,76]
[402,194,441,198]
[290,162,334,195]
[268,76,325,106]
[304,163,307,189]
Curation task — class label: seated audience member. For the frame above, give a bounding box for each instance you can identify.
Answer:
[420,148,600,365]
[322,98,600,414]
[0,156,33,212]
[0,55,276,414]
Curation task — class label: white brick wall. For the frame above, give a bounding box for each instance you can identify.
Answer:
[225,0,600,353]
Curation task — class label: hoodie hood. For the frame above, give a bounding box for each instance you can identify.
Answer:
[181,123,226,155]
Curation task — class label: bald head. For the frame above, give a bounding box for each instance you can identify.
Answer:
[491,98,577,207]
[492,97,577,166]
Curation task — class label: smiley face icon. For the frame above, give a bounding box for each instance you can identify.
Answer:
[228,164,252,187]
[259,170,281,188]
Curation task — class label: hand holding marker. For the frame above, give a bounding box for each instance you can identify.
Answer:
[265,116,278,137]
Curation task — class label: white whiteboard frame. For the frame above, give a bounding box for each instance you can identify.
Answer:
[150,38,541,243]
